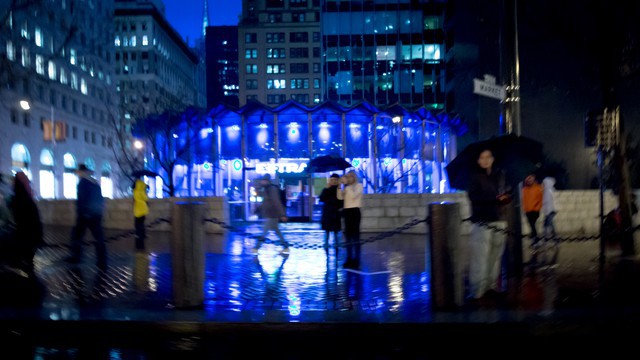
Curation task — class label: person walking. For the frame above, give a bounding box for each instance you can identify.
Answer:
[338,170,363,269]
[319,173,343,255]
[132,178,149,251]
[522,174,543,243]
[252,174,288,255]
[541,177,558,239]
[467,149,511,303]
[66,164,107,271]
[9,171,43,276]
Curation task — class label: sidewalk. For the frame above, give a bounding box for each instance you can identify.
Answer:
[1,222,640,357]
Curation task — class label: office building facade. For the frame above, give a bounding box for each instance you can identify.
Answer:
[0,0,119,199]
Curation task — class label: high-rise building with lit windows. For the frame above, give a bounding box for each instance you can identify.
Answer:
[321,0,447,109]
[238,0,322,106]
[205,26,239,108]
[0,0,119,199]
[113,0,205,123]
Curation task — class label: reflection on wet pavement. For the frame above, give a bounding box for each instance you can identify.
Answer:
[2,222,640,357]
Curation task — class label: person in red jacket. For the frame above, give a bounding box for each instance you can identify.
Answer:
[522,174,543,243]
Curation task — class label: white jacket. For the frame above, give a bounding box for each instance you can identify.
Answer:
[542,177,557,216]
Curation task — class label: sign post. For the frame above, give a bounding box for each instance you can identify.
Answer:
[473,74,506,101]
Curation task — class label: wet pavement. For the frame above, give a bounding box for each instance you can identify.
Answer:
[2,222,640,357]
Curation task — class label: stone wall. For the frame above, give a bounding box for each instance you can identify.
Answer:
[38,197,229,234]
[38,190,638,236]
[360,190,639,236]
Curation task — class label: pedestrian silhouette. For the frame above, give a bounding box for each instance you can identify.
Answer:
[65,164,107,271]
[319,173,343,255]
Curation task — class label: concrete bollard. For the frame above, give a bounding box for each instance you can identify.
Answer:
[428,202,464,310]
[171,201,206,308]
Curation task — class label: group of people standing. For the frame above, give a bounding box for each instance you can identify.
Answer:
[319,171,363,269]
[0,162,150,277]
[251,170,363,269]
[522,174,557,242]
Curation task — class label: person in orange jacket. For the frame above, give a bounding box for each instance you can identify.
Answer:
[522,174,543,242]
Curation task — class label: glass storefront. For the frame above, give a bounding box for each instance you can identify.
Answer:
[148,100,463,222]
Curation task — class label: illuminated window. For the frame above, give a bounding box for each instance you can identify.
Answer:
[142,35,148,46]
[100,162,113,199]
[63,153,77,199]
[114,36,121,47]
[6,41,15,61]
[70,48,76,65]
[36,55,45,75]
[11,143,31,177]
[80,78,87,94]
[48,61,56,80]
[39,149,55,199]
[60,68,67,85]
[70,72,78,90]
[21,47,30,67]
[35,27,43,47]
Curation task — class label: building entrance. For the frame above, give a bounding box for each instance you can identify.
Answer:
[279,174,312,222]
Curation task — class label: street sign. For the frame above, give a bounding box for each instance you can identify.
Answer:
[473,77,506,100]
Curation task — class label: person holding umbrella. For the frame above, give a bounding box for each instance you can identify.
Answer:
[319,174,343,255]
[467,149,511,304]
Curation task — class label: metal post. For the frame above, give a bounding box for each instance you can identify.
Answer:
[428,202,463,310]
[597,145,605,291]
[171,201,206,308]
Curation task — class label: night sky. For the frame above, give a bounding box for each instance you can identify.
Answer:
[163,0,242,46]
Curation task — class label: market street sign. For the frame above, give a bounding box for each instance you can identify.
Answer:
[473,74,505,100]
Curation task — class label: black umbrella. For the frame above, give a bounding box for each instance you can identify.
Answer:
[445,133,544,190]
[132,169,160,178]
[306,154,353,173]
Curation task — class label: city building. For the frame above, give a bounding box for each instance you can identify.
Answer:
[113,0,205,137]
[205,26,239,108]
[238,0,322,106]
[0,0,119,199]
[321,0,447,109]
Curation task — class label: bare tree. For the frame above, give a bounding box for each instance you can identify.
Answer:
[132,107,210,197]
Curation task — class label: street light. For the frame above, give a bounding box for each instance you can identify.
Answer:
[133,139,144,150]
[19,100,30,110]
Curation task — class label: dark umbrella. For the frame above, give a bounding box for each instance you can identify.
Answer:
[306,154,353,173]
[132,169,160,178]
[445,133,544,190]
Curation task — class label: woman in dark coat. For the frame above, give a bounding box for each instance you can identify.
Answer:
[9,172,43,275]
[319,174,343,254]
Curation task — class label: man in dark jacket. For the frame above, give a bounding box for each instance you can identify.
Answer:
[66,164,107,270]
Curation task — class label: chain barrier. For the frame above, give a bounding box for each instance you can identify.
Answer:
[203,216,428,251]
[104,217,172,243]
[462,218,640,243]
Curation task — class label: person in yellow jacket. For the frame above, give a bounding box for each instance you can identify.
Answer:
[133,179,149,250]
[522,174,543,243]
